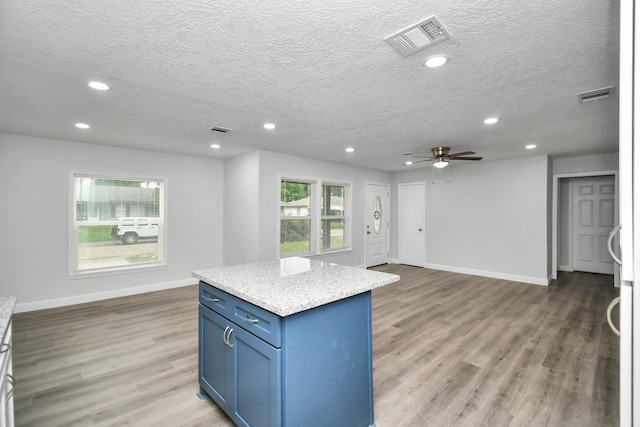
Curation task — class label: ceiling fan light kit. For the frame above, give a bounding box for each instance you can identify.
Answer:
[402,146,483,168]
[433,160,449,168]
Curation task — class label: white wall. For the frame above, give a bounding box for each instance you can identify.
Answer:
[553,152,618,174]
[222,150,392,267]
[0,134,224,311]
[392,156,550,285]
[223,151,260,266]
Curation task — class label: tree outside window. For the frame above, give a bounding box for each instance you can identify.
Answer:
[280,179,350,257]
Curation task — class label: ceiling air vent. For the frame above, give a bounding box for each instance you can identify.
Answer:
[577,86,615,103]
[384,16,451,57]
[211,126,233,133]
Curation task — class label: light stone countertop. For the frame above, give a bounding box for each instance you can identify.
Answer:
[193,258,400,317]
[0,297,16,341]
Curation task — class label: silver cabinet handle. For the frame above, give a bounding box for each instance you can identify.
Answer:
[225,328,234,348]
[6,374,15,399]
[223,326,230,346]
[245,315,259,324]
[204,295,220,302]
[607,297,621,337]
[607,224,622,266]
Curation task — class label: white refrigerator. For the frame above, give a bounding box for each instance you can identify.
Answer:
[618,1,639,425]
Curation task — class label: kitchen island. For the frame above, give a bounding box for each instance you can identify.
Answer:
[193,258,399,427]
[0,297,16,427]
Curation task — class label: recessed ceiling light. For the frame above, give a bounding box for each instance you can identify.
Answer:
[88,81,109,91]
[345,147,354,153]
[264,123,276,130]
[484,117,499,125]
[405,161,413,165]
[525,144,537,150]
[210,144,221,149]
[424,55,448,68]
[75,123,90,129]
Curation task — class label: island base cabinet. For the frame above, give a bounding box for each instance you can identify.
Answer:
[199,305,282,427]
[199,283,375,427]
[0,321,14,427]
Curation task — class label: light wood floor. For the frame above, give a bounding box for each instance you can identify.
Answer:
[12,266,619,426]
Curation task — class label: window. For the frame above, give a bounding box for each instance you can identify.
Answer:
[280,178,350,257]
[280,180,312,256]
[71,173,165,274]
[321,183,347,251]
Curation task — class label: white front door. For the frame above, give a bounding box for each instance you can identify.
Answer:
[398,182,425,267]
[572,175,616,274]
[365,184,389,267]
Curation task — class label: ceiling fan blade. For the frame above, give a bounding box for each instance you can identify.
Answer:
[447,151,475,158]
[451,156,483,161]
[411,155,436,159]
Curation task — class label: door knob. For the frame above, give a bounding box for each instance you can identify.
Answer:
[367,231,371,234]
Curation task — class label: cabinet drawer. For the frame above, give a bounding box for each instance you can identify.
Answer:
[231,298,281,348]
[199,282,282,348]
[199,282,233,318]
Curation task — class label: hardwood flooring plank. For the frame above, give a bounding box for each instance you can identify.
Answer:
[12,267,618,426]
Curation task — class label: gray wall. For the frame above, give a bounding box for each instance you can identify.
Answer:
[1,131,618,311]
[223,151,260,266]
[553,153,618,174]
[0,133,224,310]
[222,150,392,266]
[392,156,550,284]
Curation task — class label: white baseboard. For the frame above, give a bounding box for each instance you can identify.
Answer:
[14,278,196,313]
[422,263,549,286]
[558,265,573,272]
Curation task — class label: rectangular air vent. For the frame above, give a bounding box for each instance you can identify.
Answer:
[211,126,233,133]
[384,16,451,57]
[577,86,615,103]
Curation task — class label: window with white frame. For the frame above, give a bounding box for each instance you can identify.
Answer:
[71,173,165,273]
[280,178,350,257]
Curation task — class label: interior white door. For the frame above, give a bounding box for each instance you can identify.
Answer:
[572,176,616,274]
[398,182,425,267]
[365,184,389,267]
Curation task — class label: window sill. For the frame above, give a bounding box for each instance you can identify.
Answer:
[69,262,167,279]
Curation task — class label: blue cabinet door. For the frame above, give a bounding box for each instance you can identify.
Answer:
[200,304,282,427]
[199,305,234,414]
[229,323,282,427]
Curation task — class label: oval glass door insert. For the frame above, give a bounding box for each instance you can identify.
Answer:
[373,196,381,234]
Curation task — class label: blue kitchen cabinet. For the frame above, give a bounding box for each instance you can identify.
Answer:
[199,304,281,426]
[198,281,375,427]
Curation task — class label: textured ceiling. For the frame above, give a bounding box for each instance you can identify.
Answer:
[0,0,620,171]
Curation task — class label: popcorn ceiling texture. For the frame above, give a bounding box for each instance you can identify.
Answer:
[0,0,620,169]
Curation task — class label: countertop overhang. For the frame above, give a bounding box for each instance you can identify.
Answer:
[192,258,400,316]
[0,297,16,340]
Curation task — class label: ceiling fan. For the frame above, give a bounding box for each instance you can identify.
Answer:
[402,146,483,168]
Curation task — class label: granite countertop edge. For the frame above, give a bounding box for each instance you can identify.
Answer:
[0,297,17,341]
[192,261,400,317]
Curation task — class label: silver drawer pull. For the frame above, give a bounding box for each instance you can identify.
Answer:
[204,295,220,302]
[245,315,259,324]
